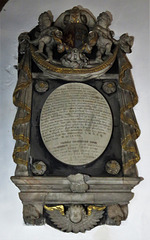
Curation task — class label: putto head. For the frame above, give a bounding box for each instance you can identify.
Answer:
[97,11,113,26]
[38,11,53,30]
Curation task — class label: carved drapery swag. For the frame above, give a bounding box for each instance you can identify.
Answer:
[12,48,32,166]
[118,49,140,173]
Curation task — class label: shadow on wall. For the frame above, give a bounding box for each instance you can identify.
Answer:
[0,0,9,11]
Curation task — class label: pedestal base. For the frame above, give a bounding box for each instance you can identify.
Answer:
[11,176,142,232]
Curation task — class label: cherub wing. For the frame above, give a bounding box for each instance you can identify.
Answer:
[45,208,74,232]
[45,206,105,233]
[82,209,105,230]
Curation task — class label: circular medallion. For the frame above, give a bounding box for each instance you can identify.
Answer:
[102,81,116,94]
[35,80,49,93]
[31,161,47,175]
[105,160,121,175]
[40,83,113,165]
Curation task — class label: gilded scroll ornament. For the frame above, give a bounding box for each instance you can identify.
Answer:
[87,205,106,216]
[44,205,65,215]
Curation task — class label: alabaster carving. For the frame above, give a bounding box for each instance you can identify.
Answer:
[44,205,105,233]
[23,7,134,68]
[61,48,88,68]
[31,161,47,176]
[106,204,128,225]
[11,6,142,233]
[105,160,121,175]
[23,204,44,225]
[29,11,63,63]
[67,173,89,193]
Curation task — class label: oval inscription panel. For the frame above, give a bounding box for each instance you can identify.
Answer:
[40,83,113,165]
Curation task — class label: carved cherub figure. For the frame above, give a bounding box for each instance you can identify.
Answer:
[45,204,105,233]
[86,11,134,63]
[30,11,63,62]
[93,11,114,62]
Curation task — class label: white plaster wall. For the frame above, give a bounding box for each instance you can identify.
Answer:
[0,0,149,239]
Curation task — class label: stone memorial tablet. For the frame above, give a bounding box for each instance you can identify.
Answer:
[40,83,113,165]
[12,7,142,232]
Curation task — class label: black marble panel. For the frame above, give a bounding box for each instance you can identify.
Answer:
[30,78,122,177]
